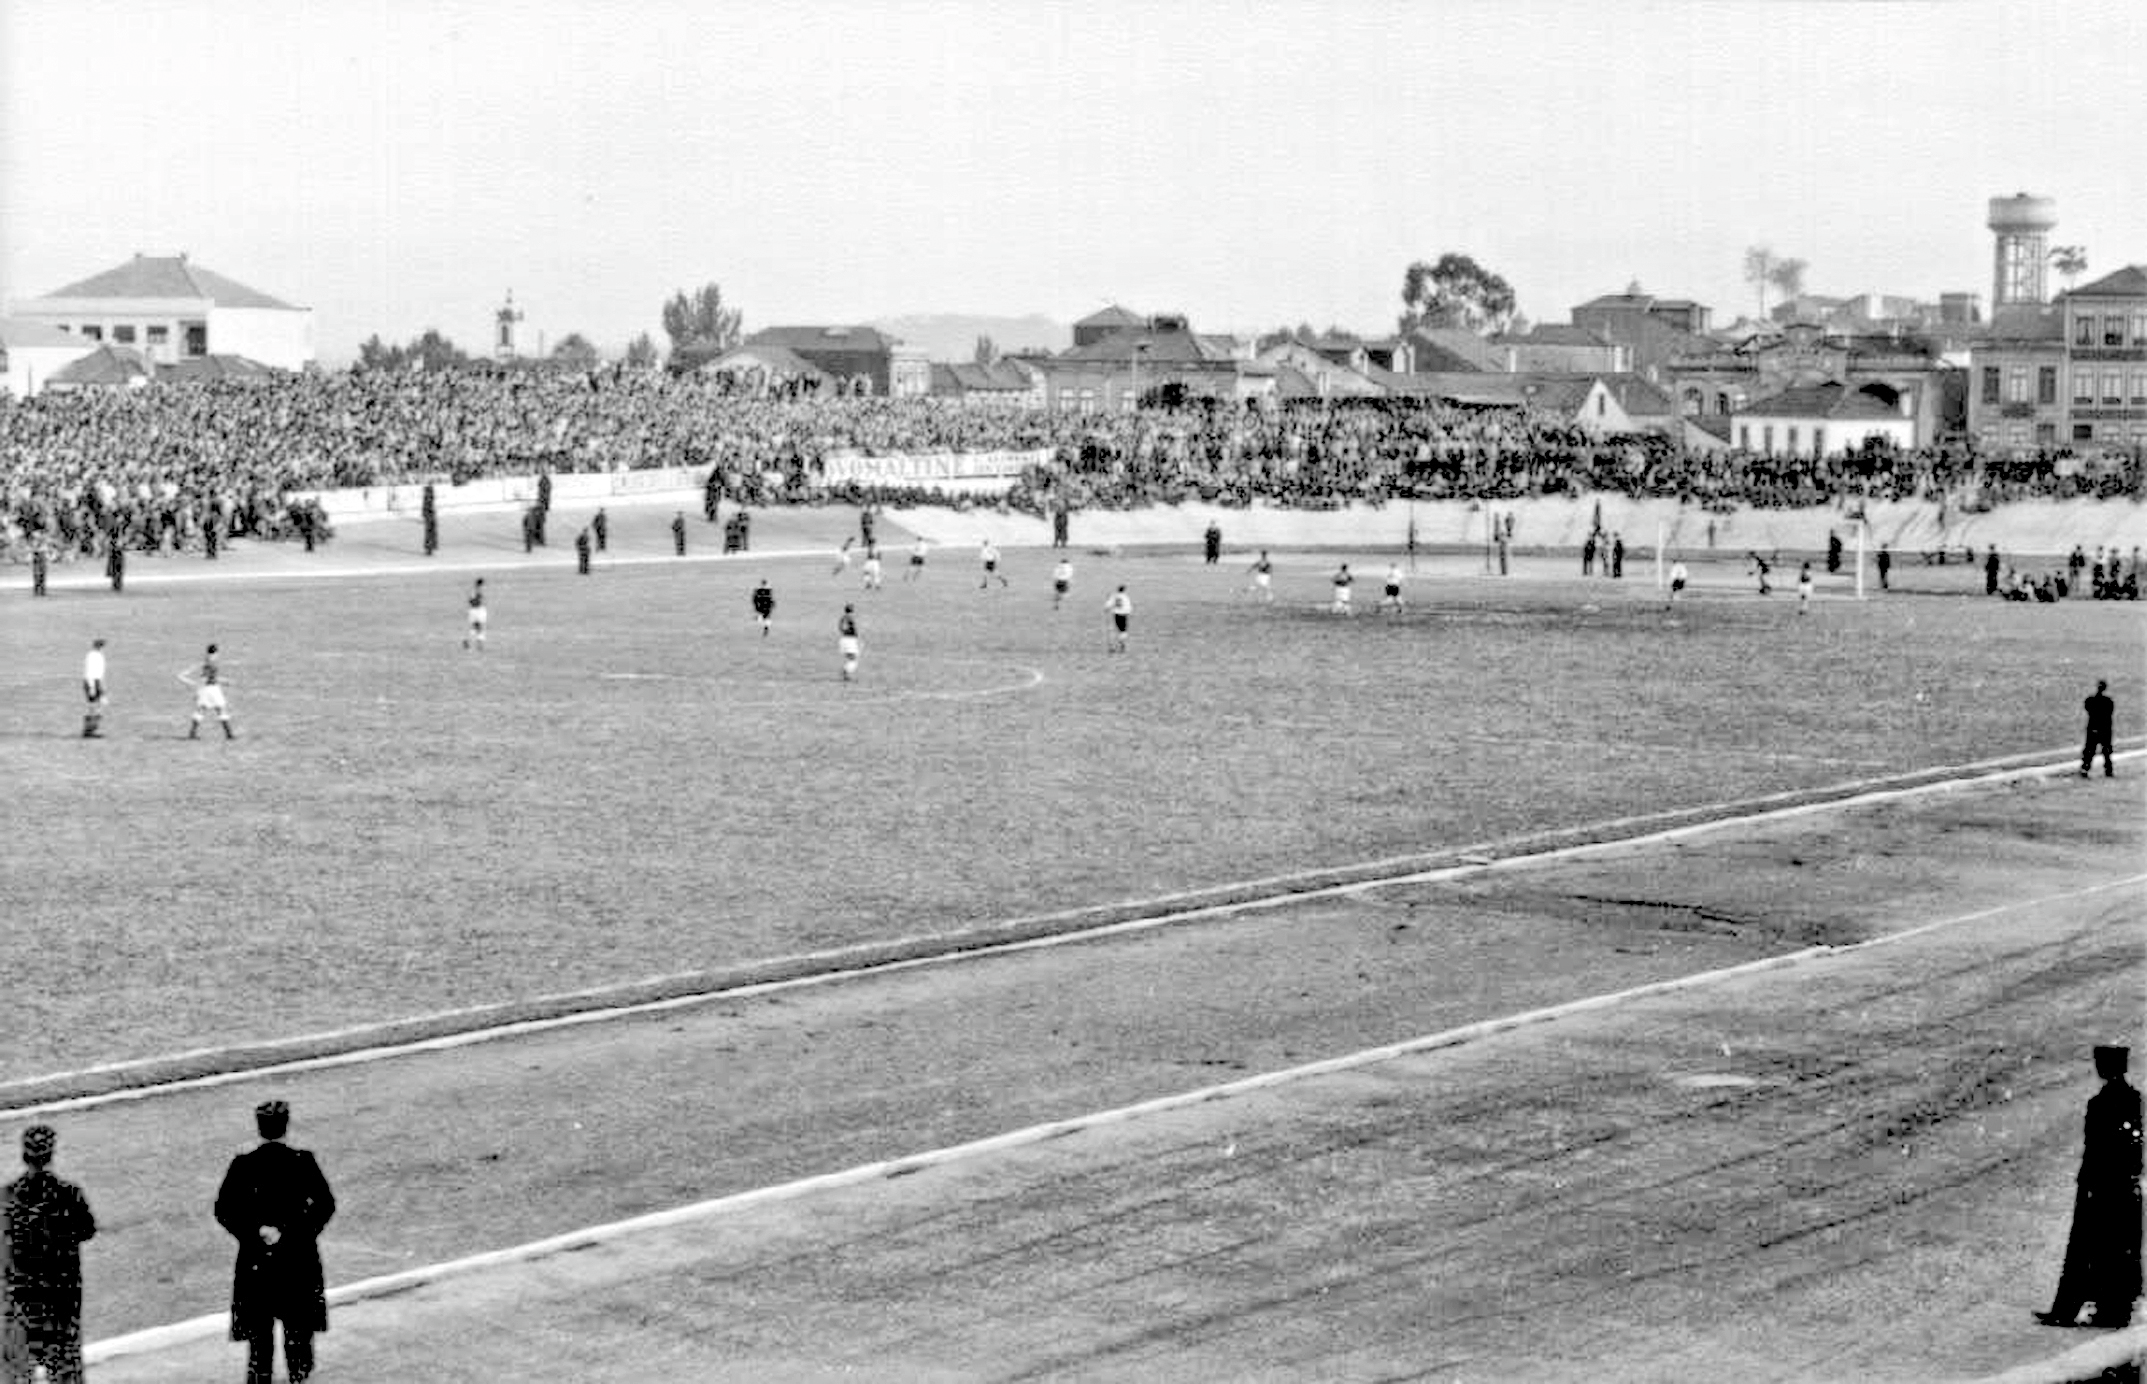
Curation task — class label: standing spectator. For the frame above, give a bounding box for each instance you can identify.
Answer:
[1610,533,1625,579]
[2068,544,2086,592]
[533,471,552,545]
[1203,521,1222,565]
[1876,543,1892,591]
[703,467,722,523]
[215,1100,336,1384]
[575,526,592,576]
[671,511,687,557]
[2081,680,2116,779]
[1104,584,1132,653]
[591,506,608,553]
[184,643,236,740]
[206,513,222,560]
[1826,528,1842,575]
[1985,546,2001,596]
[1052,504,1069,549]
[80,638,108,740]
[106,540,125,594]
[837,604,861,681]
[1582,530,1597,577]
[2035,1046,2142,1328]
[421,483,438,557]
[31,545,47,598]
[520,506,537,554]
[2,1125,96,1384]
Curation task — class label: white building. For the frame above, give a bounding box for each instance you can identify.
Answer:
[9,253,314,371]
[1731,384,1916,456]
[0,317,96,396]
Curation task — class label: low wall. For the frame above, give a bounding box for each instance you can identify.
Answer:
[303,467,2147,558]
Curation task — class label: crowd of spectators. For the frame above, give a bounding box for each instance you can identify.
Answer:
[3,369,2141,561]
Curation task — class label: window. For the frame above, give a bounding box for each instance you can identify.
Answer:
[2133,311,2147,345]
[2104,373,2123,405]
[2006,368,2028,403]
[2009,424,2029,446]
[1739,425,1751,449]
[2074,423,2094,441]
[2132,372,2147,405]
[1680,388,1701,417]
[184,323,207,356]
[1762,425,1775,453]
[2038,366,2058,404]
[1787,426,1800,452]
[1981,367,2001,404]
[113,325,137,344]
[2073,371,2096,405]
[146,325,169,346]
[2075,315,2095,346]
[1812,427,1826,456]
[2106,316,2127,347]
[2035,423,2056,445]
[81,325,102,340]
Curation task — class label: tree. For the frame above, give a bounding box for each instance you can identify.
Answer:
[550,332,601,367]
[355,334,405,372]
[973,334,998,366]
[406,329,470,373]
[660,283,743,367]
[1768,257,1808,310]
[2050,246,2089,293]
[1743,245,1785,320]
[1398,253,1517,336]
[623,332,660,368]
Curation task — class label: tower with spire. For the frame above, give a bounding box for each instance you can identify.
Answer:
[494,290,524,360]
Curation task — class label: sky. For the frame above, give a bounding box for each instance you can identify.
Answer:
[3,0,2143,363]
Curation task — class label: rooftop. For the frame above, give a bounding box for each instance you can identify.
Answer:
[38,254,300,310]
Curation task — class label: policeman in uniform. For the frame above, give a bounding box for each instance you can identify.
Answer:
[2081,680,2116,779]
[3,1124,97,1384]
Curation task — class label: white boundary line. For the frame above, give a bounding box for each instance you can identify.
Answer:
[82,869,2146,1367]
[9,748,2141,1120]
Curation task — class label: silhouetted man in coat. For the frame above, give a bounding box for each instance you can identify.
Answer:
[2039,1046,2142,1328]
[2082,680,2116,778]
[216,1101,336,1383]
[4,1125,96,1384]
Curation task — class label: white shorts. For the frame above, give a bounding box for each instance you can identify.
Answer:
[1333,587,1353,605]
[196,685,227,713]
[1253,572,1271,589]
[469,607,487,629]
[839,636,860,657]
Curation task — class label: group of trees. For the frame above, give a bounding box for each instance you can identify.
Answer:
[350,282,741,373]
[1741,245,1808,320]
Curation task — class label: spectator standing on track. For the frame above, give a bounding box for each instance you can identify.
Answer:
[1985,546,2002,596]
[2036,1045,2142,1329]
[751,579,775,637]
[1582,530,1597,577]
[465,579,487,651]
[591,506,607,553]
[1104,584,1132,653]
[1203,521,1222,565]
[2081,680,2116,778]
[837,604,861,681]
[1611,533,1625,579]
[575,526,592,576]
[671,511,687,557]
[80,638,107,740]
[1052,505,1069,549]
[2,1125,96,1384]
[1826,528,1842,574]
[183,643,237,740]
[215,1100,336,1384]
[421,483,438,556]
[106,541,124,594]
[1877,544,1891,591]
[31,545,47,597]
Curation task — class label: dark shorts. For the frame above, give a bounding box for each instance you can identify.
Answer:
[1112,614,1128,632]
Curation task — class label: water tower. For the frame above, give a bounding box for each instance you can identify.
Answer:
[1987,194,2058,308]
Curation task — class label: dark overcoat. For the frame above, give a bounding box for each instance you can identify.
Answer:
[3,1169,96,1336]
[214,1142,336,1339]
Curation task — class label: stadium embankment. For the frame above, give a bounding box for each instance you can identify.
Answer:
[314,470,2147,561]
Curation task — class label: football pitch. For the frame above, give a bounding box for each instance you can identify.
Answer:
[3,536,2141,1084]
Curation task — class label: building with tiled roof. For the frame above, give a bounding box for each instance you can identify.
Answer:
[1071,305,1148,349]
[928,359,1045,407]
[43,342,156,390]
[700,344,834,396]
[1968,263,2147,455]
[10,253,314,370]
[1490,323,1632,374]
[1032,313,1274,410]
[741,326,930,397]
[0,317,96,396]
[1402,326,1501,373]
[1256,340,1386,399]
[1664,322,1949,446]
[1728,382,1917,456]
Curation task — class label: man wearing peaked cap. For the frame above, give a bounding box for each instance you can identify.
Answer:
[2037,1046,2143,1329]
[215,1101,337,1382]
[3,1123,98,1384]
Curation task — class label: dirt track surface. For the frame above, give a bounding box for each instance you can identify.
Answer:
[52,772,2144,1382]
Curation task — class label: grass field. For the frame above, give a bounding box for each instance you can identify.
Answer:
[4,535,2141,1081]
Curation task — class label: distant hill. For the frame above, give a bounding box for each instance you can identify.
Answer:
[871,313,1069,364]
